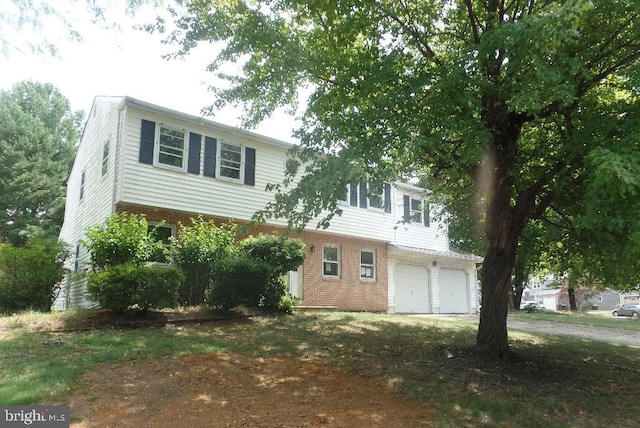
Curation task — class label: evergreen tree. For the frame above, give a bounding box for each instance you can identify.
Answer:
[0,81,82,245]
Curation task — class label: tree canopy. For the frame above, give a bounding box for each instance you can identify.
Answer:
[155,0,640,358]
[0,81,82,245]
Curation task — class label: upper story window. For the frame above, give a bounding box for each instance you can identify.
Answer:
[323,245,340,277]
[101,139,109,176]
[403,194,430,226]
[410,198,423,223]
[73,244,81,274]
[360,249,375,280]
[368,184,385,210]
[139,119,253,186]
[219,141,243,181]
[79,170,86,201]
[157,124,187,170]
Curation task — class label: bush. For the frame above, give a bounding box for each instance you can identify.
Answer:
[208,256,293,311]
[233,234,305,313]
[82,212,165,270]
[238,234,306,276]
[0,239,69,313]
[86,264,183,313]
[208,257,269,310]
[172,217,238,306]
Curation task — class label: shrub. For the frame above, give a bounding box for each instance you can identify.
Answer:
[238,234,306,276]
[86,264,183,313]
[0,239,69,313]
[235,234,305,312]
[208,257,271,310]
[82,212,165,270]
[172,217,237,305]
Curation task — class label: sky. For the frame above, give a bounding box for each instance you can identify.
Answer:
[0,1,299,142]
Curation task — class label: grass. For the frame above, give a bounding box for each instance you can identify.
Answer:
[510,309,640,331]
[2,310,640,427]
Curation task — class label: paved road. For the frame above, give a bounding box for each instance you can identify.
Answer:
[413,314,640,348]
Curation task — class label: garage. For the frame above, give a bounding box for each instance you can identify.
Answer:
[438,268,468,313]
[394,264,430,313]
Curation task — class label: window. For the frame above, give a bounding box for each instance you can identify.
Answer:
[79,170,85,201]
[157,124,187,169]
[148,223,175,264]
[368,184,385,209]
[410,198,422,223]
[323,245,340,277]
[101,139,109,176]
[360,250,375,280]
[73,244,80,274]
[597,295,604,303]
[219,141,243,180]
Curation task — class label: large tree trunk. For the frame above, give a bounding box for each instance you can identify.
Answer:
[568,286,577,311]
[476,224,519,359]
[473,120,529,358]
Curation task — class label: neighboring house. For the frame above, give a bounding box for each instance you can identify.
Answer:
[584,291,622,310]
[522,278,560,311]
[54,96,482,314]
[621,292,640,305]
[524,277,625,311]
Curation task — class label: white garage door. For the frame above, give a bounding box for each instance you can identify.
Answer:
[395,264,429,313]
[438,269,468,313]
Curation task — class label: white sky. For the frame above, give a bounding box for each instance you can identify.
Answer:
[0,1,299,142]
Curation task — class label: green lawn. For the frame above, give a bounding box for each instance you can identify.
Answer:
[1,310,639,427]
[510,309,640,331]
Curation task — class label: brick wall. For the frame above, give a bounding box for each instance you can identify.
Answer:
[115,202,389,311]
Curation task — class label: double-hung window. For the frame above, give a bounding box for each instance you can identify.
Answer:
[79,170,85,201]
[148,223,175,264]
[410,198,423,223]
[360,250,375,280]
[157,124,187,169]
[101,140,109,176]
[368,184,385,210]
[219,141,243,181]
[323,245,340,277]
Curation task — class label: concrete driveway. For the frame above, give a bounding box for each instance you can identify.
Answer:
[412,314,640,348]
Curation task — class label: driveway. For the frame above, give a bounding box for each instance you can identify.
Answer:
[413,314,640,348]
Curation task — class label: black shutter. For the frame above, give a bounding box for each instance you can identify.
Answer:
[403,195,410,223]
[188,132,201,174]
[139,119,155,164]
[424,202,430,227]
[244,147,256,186]
[359,179,368,208]
[203,136,217,177]
[349,180,358,206]
[384,182,391,213]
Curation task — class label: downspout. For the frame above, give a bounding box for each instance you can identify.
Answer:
[113,99,126,214]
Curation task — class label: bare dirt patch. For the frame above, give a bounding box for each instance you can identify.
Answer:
[69,352,432,427]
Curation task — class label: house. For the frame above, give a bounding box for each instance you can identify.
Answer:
[54,96,482,314]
